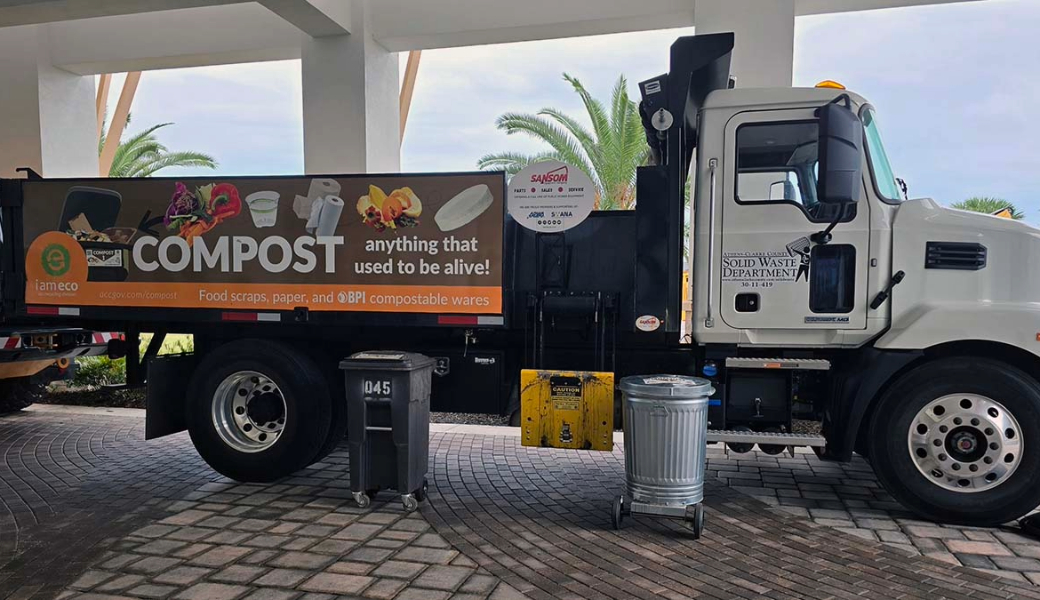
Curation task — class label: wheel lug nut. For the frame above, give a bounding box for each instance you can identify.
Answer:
[984,457,993,464]
[953,417,962,425]
[933,439,942,446]
[969,464,978,472]
[985,428,994,436]
[971,418,980,426]
[952,463,961,471]
[939,425,948,433]
[990,442,999,451]
[938,454,947,461]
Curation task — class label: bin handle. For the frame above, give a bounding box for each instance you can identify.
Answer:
[365,426,393,432]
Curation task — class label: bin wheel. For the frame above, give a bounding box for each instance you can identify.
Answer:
[415,478,429,502]
[686,504,705,539]
[402,494,419,512]
[611,496,624,530]
[353,492,371,509]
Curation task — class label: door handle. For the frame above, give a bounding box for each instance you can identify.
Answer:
[705,158,718,329]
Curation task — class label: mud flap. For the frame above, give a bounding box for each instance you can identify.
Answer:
[146,353,198,440]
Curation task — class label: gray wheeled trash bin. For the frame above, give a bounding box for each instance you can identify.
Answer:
[612,375,714,537]
[340,351,434,512]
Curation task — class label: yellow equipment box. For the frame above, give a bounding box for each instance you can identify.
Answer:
[520,369,614,451]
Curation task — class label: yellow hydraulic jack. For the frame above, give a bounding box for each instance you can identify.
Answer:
[519,369,614,451]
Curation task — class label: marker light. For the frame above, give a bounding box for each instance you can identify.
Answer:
[815,80,846,90]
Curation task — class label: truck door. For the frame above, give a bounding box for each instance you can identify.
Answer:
[719,109,870,334]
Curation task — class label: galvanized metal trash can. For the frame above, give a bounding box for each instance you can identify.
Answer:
[340,351,434,512]
[612,375,714,537]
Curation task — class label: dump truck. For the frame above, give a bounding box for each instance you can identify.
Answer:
[1,32,1036,526]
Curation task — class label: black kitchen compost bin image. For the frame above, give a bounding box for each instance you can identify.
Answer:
[340,351,434,512]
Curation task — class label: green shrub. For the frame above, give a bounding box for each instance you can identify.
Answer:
[73,356,127,387]
[72,334,193,388]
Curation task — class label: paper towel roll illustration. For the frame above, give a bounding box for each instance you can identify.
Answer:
[294,178,341,220]
[306,195,345,236]
[435,184,493,232]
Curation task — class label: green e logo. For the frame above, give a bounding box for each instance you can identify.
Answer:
[42,243,71,277]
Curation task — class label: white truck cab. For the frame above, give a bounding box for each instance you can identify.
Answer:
[652,36,1040,525]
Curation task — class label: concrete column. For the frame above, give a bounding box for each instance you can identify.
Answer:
[301,0,400,174]
[694,0,795,88]
[0,25,97,178]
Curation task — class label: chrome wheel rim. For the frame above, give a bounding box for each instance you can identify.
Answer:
[908,394,1022,493]
[212,370,286,453]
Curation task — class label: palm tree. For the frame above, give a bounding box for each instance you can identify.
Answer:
[478,74,648,210]
[951,197,1024,220]
[99,113,217,177]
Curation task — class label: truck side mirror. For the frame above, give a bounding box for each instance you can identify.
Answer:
[816,95,863,205]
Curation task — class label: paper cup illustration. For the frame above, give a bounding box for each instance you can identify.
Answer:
[246,191,280,228]
[435,184,493,232]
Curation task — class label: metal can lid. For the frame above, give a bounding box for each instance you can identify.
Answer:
[619,374,714,399]
[339,351,434,371]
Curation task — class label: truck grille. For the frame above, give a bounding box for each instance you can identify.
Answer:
[925,242,987,270]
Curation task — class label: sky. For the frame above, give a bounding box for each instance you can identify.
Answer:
[112,0,1039,217]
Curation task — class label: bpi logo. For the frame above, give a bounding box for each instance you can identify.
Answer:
[530,165,569,185]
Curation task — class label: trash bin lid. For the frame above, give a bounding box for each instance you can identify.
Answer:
[339,351,434,371]
[619,374,714,399]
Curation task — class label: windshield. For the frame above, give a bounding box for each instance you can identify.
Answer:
[861,107,902,202]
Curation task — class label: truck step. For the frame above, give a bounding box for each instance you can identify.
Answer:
[706,429,826,448]
[724,357,831,371]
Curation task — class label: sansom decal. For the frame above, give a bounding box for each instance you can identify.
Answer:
[530,165,569,184]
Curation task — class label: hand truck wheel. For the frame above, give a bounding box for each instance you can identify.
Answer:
[402,494,419,512]
[415,478,429,502]
[685,503,705,539]
[611,495,624,530]
[352,491,371,509]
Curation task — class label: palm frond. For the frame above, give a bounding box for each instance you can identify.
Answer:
[563,73,611,143]
[495,113,598,187]
[128,151,218,178]
[101,120,215,177]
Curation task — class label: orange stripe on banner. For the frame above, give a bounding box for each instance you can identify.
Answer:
[26,283,502,315]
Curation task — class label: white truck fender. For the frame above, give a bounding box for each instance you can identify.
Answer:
[875,301,1040,359]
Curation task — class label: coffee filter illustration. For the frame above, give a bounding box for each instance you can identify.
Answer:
[246,191,280,228]
[435,184,493,232]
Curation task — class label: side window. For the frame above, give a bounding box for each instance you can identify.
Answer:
[735,120,852,222]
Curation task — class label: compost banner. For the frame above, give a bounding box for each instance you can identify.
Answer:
[21,173,504,314]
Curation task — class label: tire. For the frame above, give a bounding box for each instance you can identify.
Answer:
[187,339,331,482]
[868,357,1040,526]
[311,371,347,464]
[0,377,45,414]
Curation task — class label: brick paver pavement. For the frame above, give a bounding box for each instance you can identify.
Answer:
[1,405,1040,599]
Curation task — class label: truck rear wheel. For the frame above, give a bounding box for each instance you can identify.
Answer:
[187,340,331,482]
[0,376,45,414]
[868,357,1040,525]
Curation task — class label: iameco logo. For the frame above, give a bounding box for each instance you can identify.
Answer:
[530,165,568,185]
[41,243,71,277]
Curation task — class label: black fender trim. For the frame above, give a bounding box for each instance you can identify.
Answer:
[819,347,922,461]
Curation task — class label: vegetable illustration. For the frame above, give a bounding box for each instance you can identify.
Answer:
[164,182,242,244]
[357,185,422,232]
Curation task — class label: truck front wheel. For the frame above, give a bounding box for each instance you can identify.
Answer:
[187,340,331,482]
[868,357,1040,526]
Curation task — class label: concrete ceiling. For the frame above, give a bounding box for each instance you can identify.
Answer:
[0,0,980,73]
